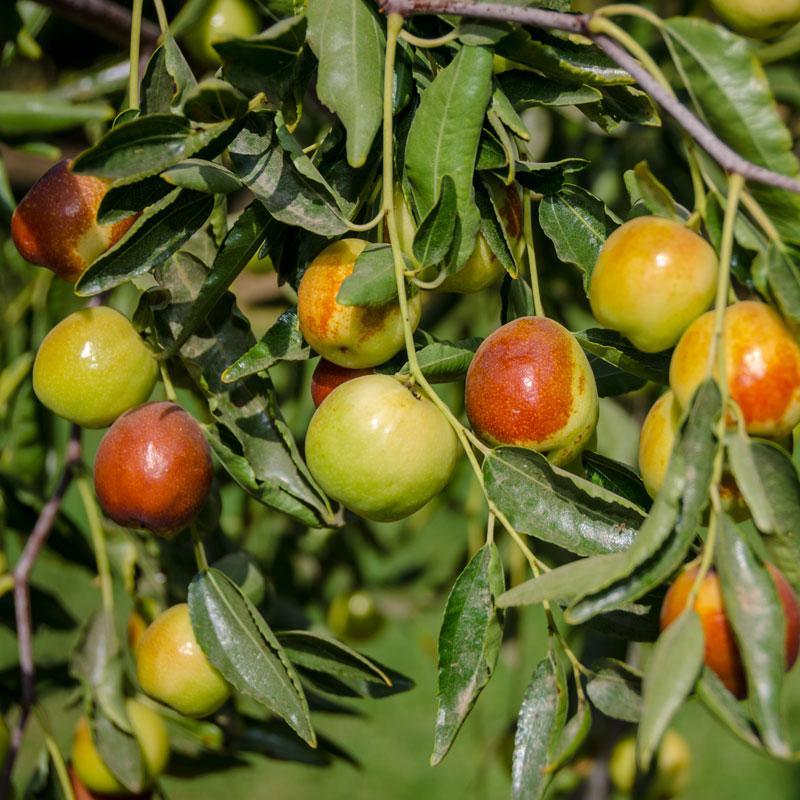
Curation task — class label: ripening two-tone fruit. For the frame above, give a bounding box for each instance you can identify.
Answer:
[94,402,213,536]
[71,700,169,795]
[670,301,800,439]
[11,160,136,282]
[392,180,525,293]
[33,307,158,429]
[184,0,260,66]
[465,317,598,465]
[589,217,718,353]
[661,564,800,698]
[136,604,231,718]
[297,239,421,369]
[310,359,372,407]
[638,390,681,499]
[306,374,459,521]
[709,0,800,38]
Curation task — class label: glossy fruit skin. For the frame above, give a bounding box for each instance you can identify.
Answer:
[184,0,260,66]
[306,374,459,521]
[639,390,681,499]
[71,700,169,795]
[709,0,800,38]
[310,359,372,407]
[670,301,800,438]
[609,730,691,798]
[327,591,384,640]
[11,160,136,282]
[33,307,158,429]
[94,402,213,536]
[393,181,525,294]
[136,604,231,718]
[465,317,598,465]
[661,564,800,698]
[297,239,422,369]
[589,216,718,353]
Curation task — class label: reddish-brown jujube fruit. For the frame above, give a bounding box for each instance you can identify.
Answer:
[310,359,373,407]
[464,316,598,465]
[661,564,800,697]
[11,160,136,282]
[94,401,213,536]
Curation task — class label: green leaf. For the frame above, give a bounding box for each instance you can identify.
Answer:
[582,85,659,132]
[496,70,602,108]
[161,159,243,194]
[501,275,535,323]
[336,244,399,307]
[212,551,267,606]
[0,92,113,135]
[475,177,520,276]
[93,708,146,794]
[514,158,589,195]
[545,700,592,773]
[97,175,174,224]
[188,568,315,746]
[624,161,680,220]
[229,112,347,236]
[666,18,800,244]
[586,668,642,722]
[72,114,235,180]
[75,189,215,295]
[223,307,309,383]
[163,201,275,357]
[765,244,800,330]
[695,669,763,753]
[539,185,617,288]
[511,655,562,800]
[574,329,671,385]
[306,0,385,167]
[431,543,505,765]
[395,338,481,383]
[405,45,493,268]
[183,78,248,122]
[149,252,335,527]
[715,515,790,756]
[582,451,652,511]
[141,36,197,115]
[412,175,458,270]
[484,448,642,557]
[637,610,704,769]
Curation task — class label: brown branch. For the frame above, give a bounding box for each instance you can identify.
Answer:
[0,426,82,800]
[378,0,800,195]
[32,0,160,50]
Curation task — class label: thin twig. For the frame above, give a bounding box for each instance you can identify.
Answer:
[0,425,82,800]
[378,0,800,195]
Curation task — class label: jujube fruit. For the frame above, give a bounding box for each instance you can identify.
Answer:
[184,0,260,66]
[136,604,231,718]
[465,316,598,465]
[310,359,373,407]
[670,301,800,438]
[33,307,158,429]
[327,591,384,640]
[708,0,800,38]
[94,402,213,536]
[305,374,459,521]
[297,239,421,369]
[660,564,800,697]
[638,390,681,499]
[11,160,136,282]
[71,700,169,795]
[589,216,718,353]
[69,767,152,800]
[609,729,691,798]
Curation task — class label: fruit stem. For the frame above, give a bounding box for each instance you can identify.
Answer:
[160,362,177,402]
[740,189,784,249]
[757,30,800,64]
[486,513,495,545]
[399,28,459,48]
[76,476,115,623]
[128,0,144,110]
[151,0,169,36]
[191,526,209,571]
[523,190,544,317]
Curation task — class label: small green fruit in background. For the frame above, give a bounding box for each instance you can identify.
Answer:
[609,730,691,798]
[184,0,260,66]
[327,591,384,640]
[709,0,800,38]
[33,307,157,429]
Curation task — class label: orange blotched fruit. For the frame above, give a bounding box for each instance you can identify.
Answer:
[94,402,213,536]
[310,359,373,407]
[661,564,800,697]
[465,317,598,465]
[670,301,800,438]
[297,239,421,369]
[589,216,718,353]
[11,160,136,282]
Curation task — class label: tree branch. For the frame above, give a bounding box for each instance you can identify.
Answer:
[0,426,82,800]
[378,0,800,195]
[32,0,160,50]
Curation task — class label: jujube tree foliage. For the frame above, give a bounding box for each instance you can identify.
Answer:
[2,0,800,797]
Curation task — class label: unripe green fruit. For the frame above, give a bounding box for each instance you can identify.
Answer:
[136,604,231,718]
[71,700,169,796]
[184,0,260,66]
[327,591,384,640]
[306,374,459,521]
[609,730,691,798]
[709,0,800,38]
[33,307,157,429]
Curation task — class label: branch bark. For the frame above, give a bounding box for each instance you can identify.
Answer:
[379,0,800,195]
[0,426,82,800]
